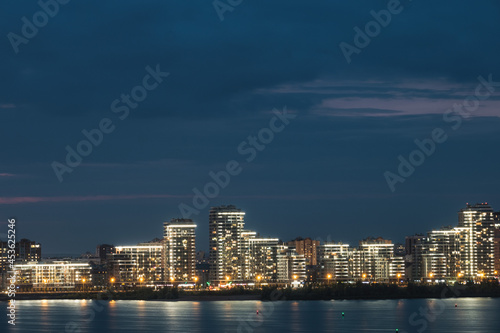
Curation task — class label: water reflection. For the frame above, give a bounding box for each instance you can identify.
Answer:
[2,298,500,333]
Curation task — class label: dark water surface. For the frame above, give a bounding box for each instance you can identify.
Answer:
[1,298,499,332]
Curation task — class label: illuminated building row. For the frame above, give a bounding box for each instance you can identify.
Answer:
[108,219,197,286]
[5,203,500,291]
[209,205,307,286]
[318,238,405,283]
[13,260,92,291]
[406,203,500,282]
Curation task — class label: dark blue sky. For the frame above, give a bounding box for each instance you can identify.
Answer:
[1,0,500,254]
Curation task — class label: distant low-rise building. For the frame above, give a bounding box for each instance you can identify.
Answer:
[287,237,320,266]
[1,238,42,289]
[109,244,163,286]
[318,242,351,282]
[276,245,306,286]
[358,237,405,282]
[96,244,115,263]
[13,260,92,291]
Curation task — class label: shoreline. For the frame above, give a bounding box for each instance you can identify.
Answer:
[2,293,499,302]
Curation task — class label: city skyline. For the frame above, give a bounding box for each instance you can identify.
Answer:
[3,1,500,331]
[5,202,499,292]
[6,201,498,258]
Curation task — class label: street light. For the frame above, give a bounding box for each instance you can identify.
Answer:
[110,277,116,284]
[429,272,434,278]
[256,275,262,288]
[327,274,332,284]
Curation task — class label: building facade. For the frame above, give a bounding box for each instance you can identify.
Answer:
[318,243,351,281]
[276,245,306,284]
[287,237,320,266]
[358,237,405,282]
[163,218,197,283]
[13,260,91,291]
[209,205,245,284]
[458,203,496,279]
[247,237,279,281]
[1,238,42,290]
[109,245,163,285]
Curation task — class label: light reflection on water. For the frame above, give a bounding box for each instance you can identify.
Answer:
[1,298,500,332]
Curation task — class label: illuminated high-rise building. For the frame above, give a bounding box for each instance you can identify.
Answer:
[405,234,426,281]
[425,227,463,280]
[247,237,279,281]
[209,205,245,284]
[276,245,306,284]
[109,244,163,285]
[458,203,496,279]
[317,243,351,281]
[358,237,404,282]
[163,218,197,283]
[241,230,257,280]
[495,228,500,275]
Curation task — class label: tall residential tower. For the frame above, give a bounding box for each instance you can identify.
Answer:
[209,205,245,284]
[458,203,496,278]
[163,218,197,283]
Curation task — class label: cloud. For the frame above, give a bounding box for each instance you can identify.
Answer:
[0,194,190,205]
[0,173,16,177]
[2,1,500,120]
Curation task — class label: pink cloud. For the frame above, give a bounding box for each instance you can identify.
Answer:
[0,194,190,205]
[0,173,16,177]
[258,78,500,117]
[0,192,391,205]
[0,104,15,109]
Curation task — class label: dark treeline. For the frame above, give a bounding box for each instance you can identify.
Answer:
[3,281,500,301]
[261,281,500,301]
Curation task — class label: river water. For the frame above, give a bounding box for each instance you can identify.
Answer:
[1,297,499,332]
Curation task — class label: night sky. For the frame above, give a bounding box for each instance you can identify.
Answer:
[1,0,500,255]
